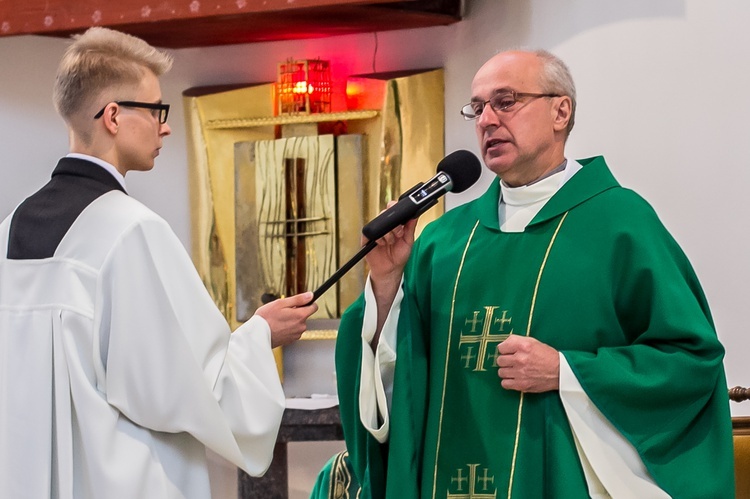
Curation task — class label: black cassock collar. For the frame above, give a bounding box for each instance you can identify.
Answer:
[7,157,126,260]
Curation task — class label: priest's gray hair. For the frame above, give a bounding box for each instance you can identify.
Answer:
[534,49,577,137]
[53,27,173,131]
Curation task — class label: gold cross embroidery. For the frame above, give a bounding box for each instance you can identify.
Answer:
[448,463,497,499]
[459,307,512,371]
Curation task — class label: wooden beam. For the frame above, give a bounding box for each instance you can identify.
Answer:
[0,0,462,48]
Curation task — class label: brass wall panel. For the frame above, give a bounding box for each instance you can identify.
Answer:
[346,68,445,235]
[184,83,275,329]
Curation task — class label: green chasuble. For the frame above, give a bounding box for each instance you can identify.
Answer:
[335,156,735,499]
[309,451,362,499]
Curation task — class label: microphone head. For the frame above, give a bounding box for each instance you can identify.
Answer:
[436,150,482,193]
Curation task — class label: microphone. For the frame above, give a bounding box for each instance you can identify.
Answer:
[362,149,482,241]
[307,150,482,304]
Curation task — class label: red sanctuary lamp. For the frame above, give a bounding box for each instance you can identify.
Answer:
[276,58,332,115]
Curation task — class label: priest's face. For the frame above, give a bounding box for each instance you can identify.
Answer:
[470,51,566,187]
[115,69,171,174]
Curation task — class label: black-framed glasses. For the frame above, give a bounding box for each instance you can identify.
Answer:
[460,91,560,120]
[94,101,170,124]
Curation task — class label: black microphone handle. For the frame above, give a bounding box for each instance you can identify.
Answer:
[306,239,378,305]
[362,198,420,241]
[308,194,441,305]
[362,193,445,241]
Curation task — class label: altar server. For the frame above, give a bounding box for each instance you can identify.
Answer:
[0,27,317,499]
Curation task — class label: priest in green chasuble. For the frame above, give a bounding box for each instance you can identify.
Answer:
[334,49,735,498]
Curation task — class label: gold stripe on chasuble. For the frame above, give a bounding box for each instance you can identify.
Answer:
[326,450,359,499]
[431,213,570,499]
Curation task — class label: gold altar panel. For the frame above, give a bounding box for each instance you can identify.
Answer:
[235,135,339,321]
[335,134,367,314]
[184,68,444,351]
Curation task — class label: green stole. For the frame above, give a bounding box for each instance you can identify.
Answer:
[406,204,587,499]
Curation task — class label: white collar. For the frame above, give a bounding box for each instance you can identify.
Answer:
[66,153,127,192]
[497,159,583,232]
[500,160,582,205]
[501,168,566,207]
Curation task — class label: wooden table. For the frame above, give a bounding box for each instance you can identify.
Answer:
[238,406,343,498]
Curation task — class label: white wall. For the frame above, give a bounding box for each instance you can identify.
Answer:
[2,0,750,496]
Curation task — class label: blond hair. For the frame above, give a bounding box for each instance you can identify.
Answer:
[53,27,173,124]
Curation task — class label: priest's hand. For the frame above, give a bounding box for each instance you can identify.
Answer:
[364,200,419,289]
[496,335,560,393]
[255,292,318,348]
[363,201,419,349]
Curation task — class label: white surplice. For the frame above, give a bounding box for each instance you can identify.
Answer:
[0,190,284,498]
